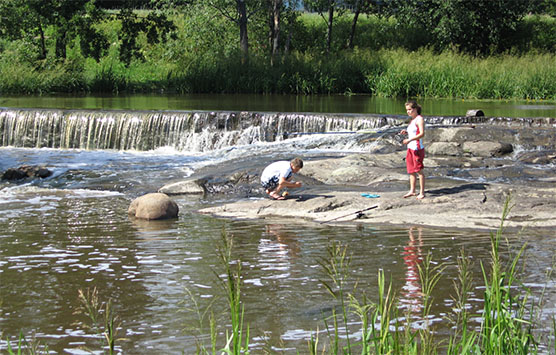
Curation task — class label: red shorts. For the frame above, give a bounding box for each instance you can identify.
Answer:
[406,148,425,173]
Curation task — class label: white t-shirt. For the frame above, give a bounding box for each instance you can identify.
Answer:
[407,116,424,151]
[260,161,292,183]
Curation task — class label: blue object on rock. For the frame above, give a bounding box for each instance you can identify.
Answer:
[361,193,380,198]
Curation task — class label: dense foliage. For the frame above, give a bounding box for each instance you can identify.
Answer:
[0,0,555,98]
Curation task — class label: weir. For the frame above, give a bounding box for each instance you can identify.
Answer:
[1,108,554,152]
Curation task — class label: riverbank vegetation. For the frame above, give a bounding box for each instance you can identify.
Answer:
[0,1,555,99]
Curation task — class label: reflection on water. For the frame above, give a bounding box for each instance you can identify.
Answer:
[1,94,555,118]
[399,227,424,315]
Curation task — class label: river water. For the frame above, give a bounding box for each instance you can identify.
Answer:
[0,95,555,353]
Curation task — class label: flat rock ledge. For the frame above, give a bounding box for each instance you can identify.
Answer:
[199,183,556,231]
[195,122,556,231]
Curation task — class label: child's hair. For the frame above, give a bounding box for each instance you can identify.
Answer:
[291,157,303,169]
[405,100,422,115]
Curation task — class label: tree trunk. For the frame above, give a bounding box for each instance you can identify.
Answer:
[55,28,67,59]
[326,5,334,54]
[348,1,360,49]
[269,0,282,61]
[237,0,249,59]
[37,17,47,60]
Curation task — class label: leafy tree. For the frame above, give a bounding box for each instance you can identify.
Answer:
[206,0,265,58]
[385,0,535,55]
[0,0,109,61]
[117,7,177,66]
[344,0,388,49]
[530,0,556,15]
[267,0,300,61]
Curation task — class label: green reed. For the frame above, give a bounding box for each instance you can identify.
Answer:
[215,230,250,355]
[75,287,121,355]
[4,332,50,355]
[183,230,250,354]
[478,198,536,354]
[446,248,480,354]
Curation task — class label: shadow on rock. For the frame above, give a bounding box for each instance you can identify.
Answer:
[292,194,334,202]
[427,183,489,196]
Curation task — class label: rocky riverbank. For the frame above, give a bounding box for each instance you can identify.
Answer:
[160,121,556,231]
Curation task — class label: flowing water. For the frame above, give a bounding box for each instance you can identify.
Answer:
[0,100,555,353]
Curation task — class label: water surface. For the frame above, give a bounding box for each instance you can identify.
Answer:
[1,94,555,118]
[1,146,554,353]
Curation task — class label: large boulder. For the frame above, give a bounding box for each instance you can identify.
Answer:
[2,165,52,180]
[128,193,179,220]
[427,142,461,156]
[462,141,513,157]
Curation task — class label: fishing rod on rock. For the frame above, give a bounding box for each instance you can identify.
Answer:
[320,205,379,224]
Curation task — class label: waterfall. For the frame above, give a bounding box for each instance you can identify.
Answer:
[0,109,403,152]
[2,108,553,152]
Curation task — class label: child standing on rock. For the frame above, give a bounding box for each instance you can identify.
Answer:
[260,158,303,200]
[400,100,426,200]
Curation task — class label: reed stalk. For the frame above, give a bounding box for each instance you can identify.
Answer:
[478,197,537,354]
[446,248,480,354]
[215,230,250,355]
[319,241,353,354]
[76,287,120,355]
[416,252,446,353]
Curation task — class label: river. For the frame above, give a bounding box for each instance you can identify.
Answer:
[0,95,554,353]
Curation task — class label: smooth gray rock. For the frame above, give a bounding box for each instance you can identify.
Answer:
[128,193,179,220]
[463,141,513,157]
[427,142,461,156]
[159,180,206,195]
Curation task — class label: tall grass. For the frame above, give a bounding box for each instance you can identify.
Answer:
[1,46,554,99]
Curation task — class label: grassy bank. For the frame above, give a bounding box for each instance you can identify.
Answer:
[1,48,555,100]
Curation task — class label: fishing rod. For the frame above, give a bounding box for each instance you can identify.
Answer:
[320,205,379,224]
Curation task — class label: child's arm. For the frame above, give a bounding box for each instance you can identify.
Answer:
[278,177,302,189]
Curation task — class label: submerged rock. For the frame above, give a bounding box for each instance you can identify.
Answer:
[2,165,52,180]
[128,193,179,220]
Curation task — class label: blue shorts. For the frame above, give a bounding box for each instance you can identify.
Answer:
[261,176,279,191]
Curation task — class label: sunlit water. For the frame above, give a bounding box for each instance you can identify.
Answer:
[1,144,555,354]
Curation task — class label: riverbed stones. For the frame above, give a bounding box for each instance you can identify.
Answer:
[2,165,53,180]
[128,193,179,220]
